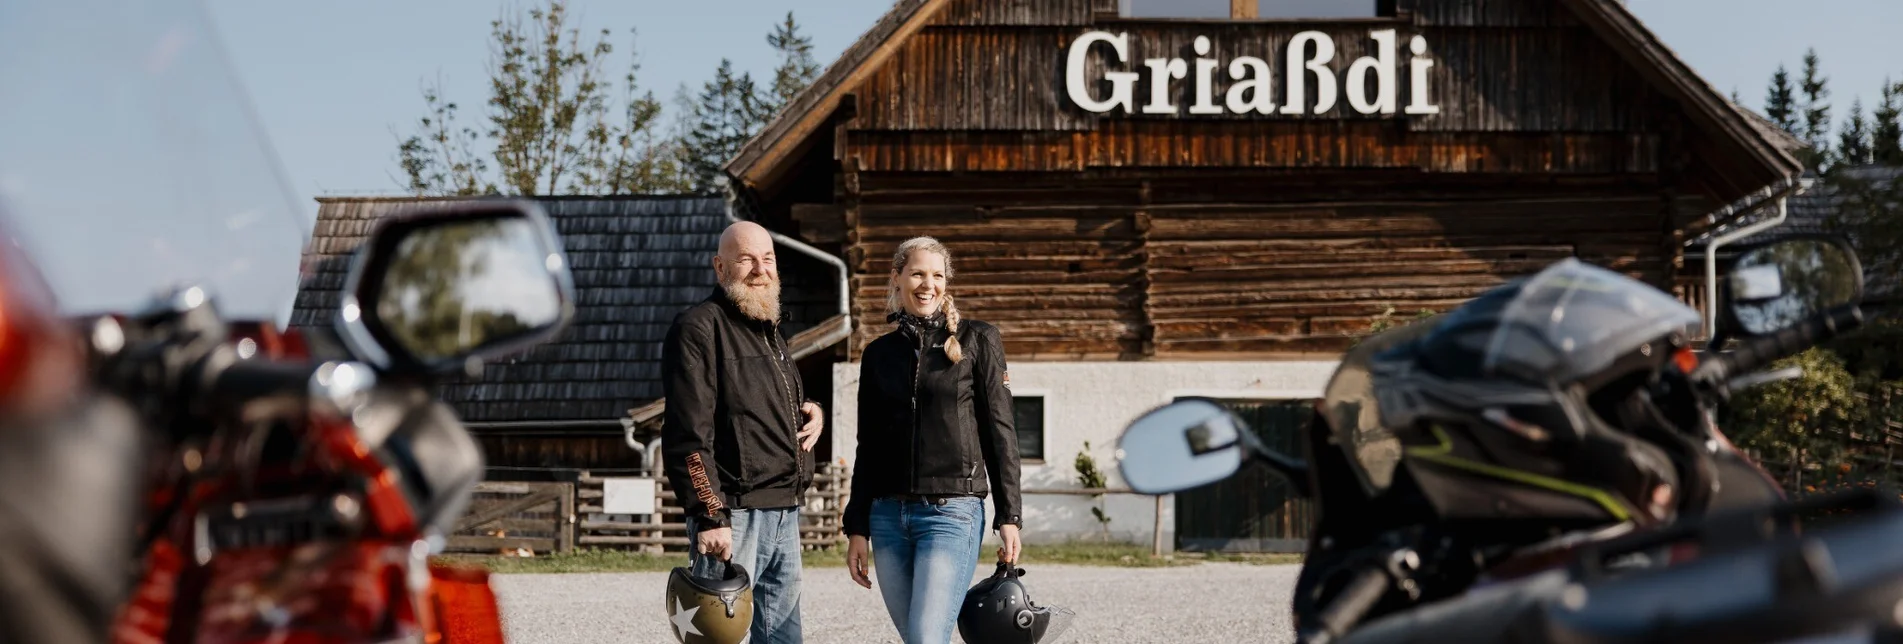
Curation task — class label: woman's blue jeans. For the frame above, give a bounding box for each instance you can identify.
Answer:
[869,496,985,644]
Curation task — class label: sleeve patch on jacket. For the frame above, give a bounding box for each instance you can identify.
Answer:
[686,452,725,513]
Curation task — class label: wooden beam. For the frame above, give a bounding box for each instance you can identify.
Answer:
[1231,0,1257,19]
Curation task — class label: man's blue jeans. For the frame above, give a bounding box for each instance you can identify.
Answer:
[869,496,985,644]
[688,507,804,644]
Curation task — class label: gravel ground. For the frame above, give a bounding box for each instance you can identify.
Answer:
[493,562,1300,644]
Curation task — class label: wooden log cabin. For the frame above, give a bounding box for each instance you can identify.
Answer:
[722,0,1807,548]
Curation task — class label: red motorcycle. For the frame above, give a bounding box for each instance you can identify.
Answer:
[97,199,573,644]
[0,2,571,642]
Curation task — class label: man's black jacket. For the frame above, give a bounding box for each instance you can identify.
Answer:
[660,290,812,529]
[844,315,1023,536]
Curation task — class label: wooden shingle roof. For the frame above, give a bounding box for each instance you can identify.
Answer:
[292,195,838,424]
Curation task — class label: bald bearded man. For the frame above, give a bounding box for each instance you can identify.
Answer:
[661,221,825,643]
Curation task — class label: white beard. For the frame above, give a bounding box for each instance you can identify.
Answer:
[723,276,781,322]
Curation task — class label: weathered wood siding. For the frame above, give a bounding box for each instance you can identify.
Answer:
[839,171,1692,358]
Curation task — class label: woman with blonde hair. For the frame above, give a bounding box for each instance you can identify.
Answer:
[843,236,1023,644]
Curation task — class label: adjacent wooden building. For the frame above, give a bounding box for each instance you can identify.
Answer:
[724,0,1808,548]
[291,196,846,479]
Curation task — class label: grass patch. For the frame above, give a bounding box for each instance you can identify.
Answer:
[1014,540,1192,568]
[444,541,1297,574]
[436,549,689,575]
[1189,552,1305,566]
[436,548,856,574]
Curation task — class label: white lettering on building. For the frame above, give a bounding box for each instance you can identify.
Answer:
[1064,29,1440,117]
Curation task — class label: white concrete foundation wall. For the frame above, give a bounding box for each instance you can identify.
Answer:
[831,360,1338,550]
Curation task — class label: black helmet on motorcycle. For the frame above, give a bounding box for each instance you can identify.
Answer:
[1324,259,1704,530]
[664,561,754,644]
[958,563,1076,644]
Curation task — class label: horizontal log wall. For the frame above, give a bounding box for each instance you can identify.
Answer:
[843,172,1683,359]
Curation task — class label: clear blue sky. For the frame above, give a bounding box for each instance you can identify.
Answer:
[203,0,1903,224]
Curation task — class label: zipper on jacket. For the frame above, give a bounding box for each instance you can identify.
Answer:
[910,327,927,492]
[758,323,802,491]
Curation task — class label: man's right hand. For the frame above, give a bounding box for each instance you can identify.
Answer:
[698,527,733,561]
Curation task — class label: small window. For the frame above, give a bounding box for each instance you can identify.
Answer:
[1122,0,1387,19]
[1121,0,1229,18]
[1013,396,1046,462]
[1255,0,1383,19]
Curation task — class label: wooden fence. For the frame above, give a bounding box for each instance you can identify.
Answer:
[446,463,853,556]
[448,481,575,555]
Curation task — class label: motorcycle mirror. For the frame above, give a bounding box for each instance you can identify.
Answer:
[1116,398,1259,494]
[336,200,576,376]
[1721,234,1862,338]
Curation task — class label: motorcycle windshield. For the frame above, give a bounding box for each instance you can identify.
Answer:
[0,1,308,322]
[1478,259,1702,384]
[1323,259,1702,494]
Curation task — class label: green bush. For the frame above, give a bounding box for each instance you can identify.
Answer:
[1723,347,1866,464]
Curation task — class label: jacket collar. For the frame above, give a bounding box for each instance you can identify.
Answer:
[890,311,947,344]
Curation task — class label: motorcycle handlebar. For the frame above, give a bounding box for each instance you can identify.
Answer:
[206,357,320,409]
[1299,564,1392,644]
[1694,306,1862,395]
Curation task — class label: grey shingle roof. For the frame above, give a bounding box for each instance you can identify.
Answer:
[291,196,837,423]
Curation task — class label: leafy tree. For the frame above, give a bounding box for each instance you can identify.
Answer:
[397,0,690,196]
[397,79,493,195]
[1765,64,1798,134]
[1725,348,1866,469]
[570,29,693,194]
[1075,440,1113,540]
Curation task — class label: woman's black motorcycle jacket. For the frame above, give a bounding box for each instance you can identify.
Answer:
[844,312,1023,537]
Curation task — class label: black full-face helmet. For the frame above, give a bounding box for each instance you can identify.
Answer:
[1324,259,1708,531]
[958,563,1076,644]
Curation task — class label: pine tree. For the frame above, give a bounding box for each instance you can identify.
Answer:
[682,59,767,194]
[763,12,821,119]
[1798,49,1831,173]
[1765,64,1799,134]
[1838,99,1872,167]
[1874,79,1903,165]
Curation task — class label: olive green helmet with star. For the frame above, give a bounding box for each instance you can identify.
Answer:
[664,561,754,644]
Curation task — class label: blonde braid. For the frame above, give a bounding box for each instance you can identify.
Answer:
[942,294,964,363]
